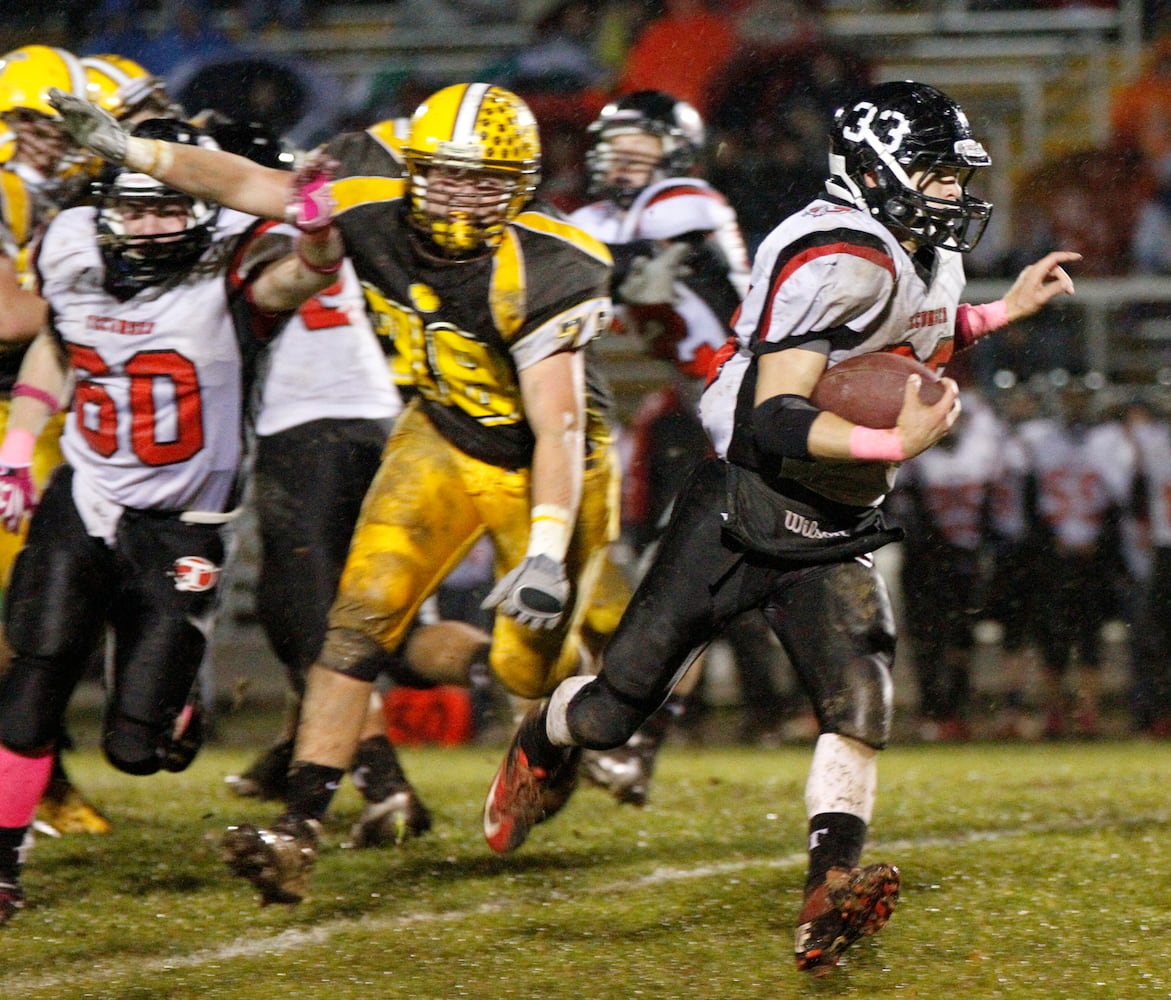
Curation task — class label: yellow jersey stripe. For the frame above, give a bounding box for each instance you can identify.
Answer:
[513,211,612,265]
[332,175,407,216]
[490,228,526,339]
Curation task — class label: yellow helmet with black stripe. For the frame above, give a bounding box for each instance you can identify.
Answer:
[403,83,540,258]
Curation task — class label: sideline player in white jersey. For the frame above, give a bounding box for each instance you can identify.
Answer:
[0,116,348,925]
[482,80,1079,975]
[568,90,788,803]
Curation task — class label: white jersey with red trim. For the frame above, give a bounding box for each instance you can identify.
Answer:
[254,257,400,437]
[1019,417,1117,552]
[571,177,749,379]
[700,195,967,506]
[37,205,281,528]
[1132,415,1171,548]
[898,394,1001,551]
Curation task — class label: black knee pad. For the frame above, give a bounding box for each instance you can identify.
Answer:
[103,716,164,776]
[820,652,893,749]
[0,657,72,754]
[567,675,655,750]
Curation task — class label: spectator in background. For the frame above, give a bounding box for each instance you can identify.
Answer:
[241,0,307,33]
[1111,32,1171,170]
[615,0,736,118]
[484,0,611,98]
[1023,382,1127,739]
[1127,396,1171,737]
[78,0,155,66]
[141,0,238,82]
[891,396,1000,742]
[705,0,870,251]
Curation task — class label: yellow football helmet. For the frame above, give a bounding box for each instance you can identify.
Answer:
[82,54,182,123]
[403,83,540,257]
[0,45,87,118]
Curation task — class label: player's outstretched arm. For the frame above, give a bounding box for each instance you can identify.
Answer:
[48,87,293,221]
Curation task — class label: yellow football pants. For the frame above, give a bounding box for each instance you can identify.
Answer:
[323,401,620,699]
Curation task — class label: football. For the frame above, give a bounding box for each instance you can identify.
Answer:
[810,352,945,429]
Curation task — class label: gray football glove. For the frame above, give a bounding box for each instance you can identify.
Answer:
[481,554,569,630]
[46,87,128,162]
[617,242,691,305]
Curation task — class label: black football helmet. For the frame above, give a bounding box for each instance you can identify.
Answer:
[826,81,992,252]
[202,116,293,171]
[96,118,220,297]
[586,89,705,207]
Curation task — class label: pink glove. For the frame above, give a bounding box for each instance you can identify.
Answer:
[0,465,35,533]
[285,153,339,233]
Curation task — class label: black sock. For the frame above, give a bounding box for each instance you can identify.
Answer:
[805,812,868,893]
[0,826,26,882]
[351,735,409,802]
[518,705,562,771]
[285,761,345,822]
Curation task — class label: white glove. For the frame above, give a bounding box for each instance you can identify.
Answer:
[617,242,691,306]
[481,554,569,630]
[47,87,128,162]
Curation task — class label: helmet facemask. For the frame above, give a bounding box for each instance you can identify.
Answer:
[406,153,531,259]
[585,91,704,208]
[97,171,218,298]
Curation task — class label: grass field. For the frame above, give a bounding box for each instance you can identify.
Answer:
[3,706,1171,1000]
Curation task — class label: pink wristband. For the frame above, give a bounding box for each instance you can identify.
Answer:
[0,427,35,467]
[848,425,906,463]
[13,381,60,413]
[296,239,343,275]
[955,299,1009,350]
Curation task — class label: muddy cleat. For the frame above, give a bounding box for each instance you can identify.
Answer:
[350,788,433,848]
[581,741,654,807]
[0,878,24,926]
[794,863,901,975]
[37,784,112,835]
[483,715,580,855]
[224,739,294,800]
[221,817,319,905]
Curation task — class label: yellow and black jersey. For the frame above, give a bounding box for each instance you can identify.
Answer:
[0,166,57,390]
[322,129,614,469]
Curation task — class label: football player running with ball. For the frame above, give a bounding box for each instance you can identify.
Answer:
[480,81,1079,974]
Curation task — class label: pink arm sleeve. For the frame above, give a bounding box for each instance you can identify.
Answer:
[954,299,1009,351]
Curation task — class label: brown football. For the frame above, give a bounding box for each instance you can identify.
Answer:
[810,352,945,429]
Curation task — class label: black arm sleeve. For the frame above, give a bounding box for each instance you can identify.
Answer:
[752,393,821,464]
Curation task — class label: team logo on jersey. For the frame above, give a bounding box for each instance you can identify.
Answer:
[170,556,220,593]
[409,283,440,313]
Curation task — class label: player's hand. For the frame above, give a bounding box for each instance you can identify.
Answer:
[618,242,691,305]
[285,152,339,233]
[46,88,128,162]
[0,464,36,533]
[896,374,961,459]
[481,554,569,630]
[1004,250,1081,321]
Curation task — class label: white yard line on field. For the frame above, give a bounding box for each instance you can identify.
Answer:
[0,815,1142,997]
